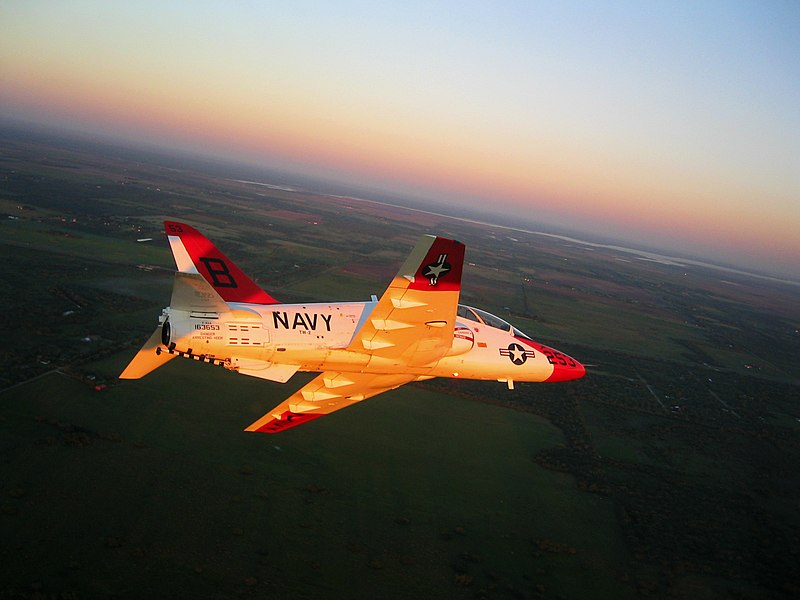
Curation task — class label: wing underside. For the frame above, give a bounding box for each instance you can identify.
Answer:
[247,234,465,433]
[245,372,418,433]
[346,235,465,367]
[119,326,177,379]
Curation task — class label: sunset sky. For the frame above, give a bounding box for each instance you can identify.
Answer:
[2,1,799,279]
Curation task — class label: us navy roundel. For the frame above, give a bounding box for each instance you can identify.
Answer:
[423,253,451,285]
[500,343,535,365]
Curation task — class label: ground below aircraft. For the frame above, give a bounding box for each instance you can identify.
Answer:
[120,221,585,432]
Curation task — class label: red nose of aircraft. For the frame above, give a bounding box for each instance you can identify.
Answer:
[544,350,586,382]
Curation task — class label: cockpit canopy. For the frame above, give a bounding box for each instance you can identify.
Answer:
[457,304,532,340]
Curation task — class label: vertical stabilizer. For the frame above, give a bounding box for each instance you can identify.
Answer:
[164,221,279,304]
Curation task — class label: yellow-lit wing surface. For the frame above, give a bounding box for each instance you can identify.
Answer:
[247,235,465,433]
[245,371,418,433]
[119,326,177,379]
[346,235,465,368]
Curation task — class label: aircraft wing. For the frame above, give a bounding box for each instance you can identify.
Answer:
[246,235,465,433]
[347,234,465,368]
[244,372,418,433]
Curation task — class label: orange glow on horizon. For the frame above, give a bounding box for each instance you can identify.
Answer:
[3,59,797,278]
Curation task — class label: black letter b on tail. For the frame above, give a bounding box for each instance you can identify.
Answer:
[200,257,237,288]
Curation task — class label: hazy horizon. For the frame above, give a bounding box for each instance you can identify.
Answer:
[2,2,798,278]
[3,119,796,287]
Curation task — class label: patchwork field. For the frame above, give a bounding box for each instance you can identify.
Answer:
[1,129,798,598]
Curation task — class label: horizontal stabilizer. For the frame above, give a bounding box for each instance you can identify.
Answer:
[119,326,176,379]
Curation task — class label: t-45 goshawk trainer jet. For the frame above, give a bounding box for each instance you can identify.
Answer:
[120,221,585,432]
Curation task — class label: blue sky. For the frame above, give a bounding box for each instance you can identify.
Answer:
[2,1,799,277]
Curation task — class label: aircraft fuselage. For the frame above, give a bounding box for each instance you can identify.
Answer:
[160,300,584,386]
[121,221,585,432]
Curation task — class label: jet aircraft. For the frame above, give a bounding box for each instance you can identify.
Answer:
[120,221,585,432]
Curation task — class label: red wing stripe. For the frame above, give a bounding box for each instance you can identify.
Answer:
[408,237,464,291]
[251,411,322,433]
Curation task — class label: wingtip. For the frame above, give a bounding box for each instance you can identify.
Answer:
[245,411,323,433]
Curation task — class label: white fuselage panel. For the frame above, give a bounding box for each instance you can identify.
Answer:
[164,300,561,384]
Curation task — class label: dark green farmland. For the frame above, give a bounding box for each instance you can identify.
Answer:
[1,130,798,598]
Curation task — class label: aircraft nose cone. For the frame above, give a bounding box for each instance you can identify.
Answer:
[545,353,586,382]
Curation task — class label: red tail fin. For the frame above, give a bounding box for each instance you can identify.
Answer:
[164,221,279,305]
